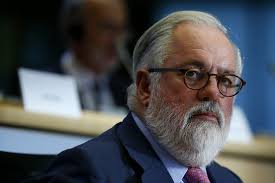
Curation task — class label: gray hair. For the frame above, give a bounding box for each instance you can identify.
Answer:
[127,11,243,111]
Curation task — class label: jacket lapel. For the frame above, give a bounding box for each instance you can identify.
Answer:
[116,113,173,183]
[207,161,240,183]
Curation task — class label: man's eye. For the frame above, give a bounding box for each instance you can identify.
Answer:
[185,69,203,80]
[220,77,233,87]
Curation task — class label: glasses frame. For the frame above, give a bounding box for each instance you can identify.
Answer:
[148,68,246,97]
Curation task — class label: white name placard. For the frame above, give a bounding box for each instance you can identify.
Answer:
[19,68,81,118]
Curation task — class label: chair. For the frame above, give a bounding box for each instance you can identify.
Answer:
[0,150,55,183]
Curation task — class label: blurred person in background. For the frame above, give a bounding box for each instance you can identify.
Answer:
[52,0,132,113]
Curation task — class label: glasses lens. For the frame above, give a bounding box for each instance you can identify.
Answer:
[218,75,242,96]
[184,69,208,89]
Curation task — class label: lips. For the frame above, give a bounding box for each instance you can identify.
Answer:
[191,112,219,123]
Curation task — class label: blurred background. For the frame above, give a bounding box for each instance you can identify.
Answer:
[0,0,274,136]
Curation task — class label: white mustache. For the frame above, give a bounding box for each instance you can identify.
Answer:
[186,101,224,127]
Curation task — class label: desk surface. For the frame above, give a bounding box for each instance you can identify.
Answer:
[0,102,122,136]
[1,102,275,160]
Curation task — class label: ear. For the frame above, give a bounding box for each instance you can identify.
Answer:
[136,69,151,107]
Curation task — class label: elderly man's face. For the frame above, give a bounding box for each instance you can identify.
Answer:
[161,23,236,124]
[143,23,236,166]
[80,0,127,74]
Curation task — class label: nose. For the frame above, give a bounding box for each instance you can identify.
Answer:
[197,76,221,101]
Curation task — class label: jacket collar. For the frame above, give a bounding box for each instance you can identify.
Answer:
[117,113,173,183]
[207,161,241,183]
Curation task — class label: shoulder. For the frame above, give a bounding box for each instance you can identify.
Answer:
[30,123,134,182]
[108,63,132,108]
[43,63,64,74]
[77,123,125,160]
[59,122,124,165]
[207,161,243,183]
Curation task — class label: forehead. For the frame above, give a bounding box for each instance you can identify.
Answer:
[165,23,236,73]
[84,0,126,26]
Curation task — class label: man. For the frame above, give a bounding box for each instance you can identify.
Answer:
[31,11,246,182]
[54,0,131,113]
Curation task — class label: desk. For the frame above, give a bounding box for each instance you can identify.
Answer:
[0,102,122,136]
[0,102,275,182]
[0,102,122,154]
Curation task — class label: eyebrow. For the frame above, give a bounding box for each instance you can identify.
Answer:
[218,68,236,75]
[174,59,236,74]
[175,59,208,69]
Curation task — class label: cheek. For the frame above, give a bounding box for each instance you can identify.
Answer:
[85,31,104,48]
[159,78,197,113]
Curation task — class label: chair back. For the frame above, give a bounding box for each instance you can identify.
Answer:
[0,151,55,183]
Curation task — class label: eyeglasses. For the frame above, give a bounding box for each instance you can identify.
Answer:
[148,68,246,97]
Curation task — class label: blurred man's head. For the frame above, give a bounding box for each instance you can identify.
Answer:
[62,0,127,74]
[127,11,245,167]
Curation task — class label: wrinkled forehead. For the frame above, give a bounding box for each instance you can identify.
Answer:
[167,23,236,69]
[171,23,231,47]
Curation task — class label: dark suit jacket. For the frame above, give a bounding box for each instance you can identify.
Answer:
[28,113,243,183]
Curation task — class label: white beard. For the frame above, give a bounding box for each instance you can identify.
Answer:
[144,87,230,167]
